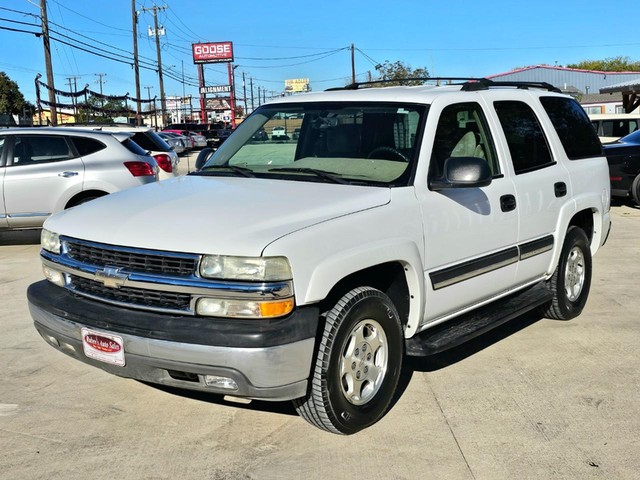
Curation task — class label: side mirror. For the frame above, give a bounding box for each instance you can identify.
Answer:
[429,156,492,191]
[195,147,215,171]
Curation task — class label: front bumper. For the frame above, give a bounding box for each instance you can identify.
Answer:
[28,280,318,401]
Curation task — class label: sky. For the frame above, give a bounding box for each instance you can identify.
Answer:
[1,0,639,108]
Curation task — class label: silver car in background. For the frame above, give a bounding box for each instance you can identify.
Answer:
[0,127,157,230]
[158,132,185,155]
[64,125,179,180]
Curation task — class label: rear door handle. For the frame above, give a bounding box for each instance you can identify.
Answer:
[554,182,567,197]
[58,171,79,178]
[500,194,516,212]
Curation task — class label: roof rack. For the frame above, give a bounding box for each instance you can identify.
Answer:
[325,77,485,91]
[460,79,561,93]
[325,77,562,93]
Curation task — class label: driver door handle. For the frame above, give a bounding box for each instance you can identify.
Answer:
[500,194,517,212]
[58,171,79,178]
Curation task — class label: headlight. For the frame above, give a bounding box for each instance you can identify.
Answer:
[41,229,61,254]
[200,255,292,281]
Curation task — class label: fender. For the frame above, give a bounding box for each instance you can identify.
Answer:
[302,239,425,337]
[262,197,426,337]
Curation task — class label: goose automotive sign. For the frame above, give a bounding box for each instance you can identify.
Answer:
[192,42,234,64]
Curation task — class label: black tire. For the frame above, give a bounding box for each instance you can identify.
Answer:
[631,173,640,207]
[293,287,404,434]
[540,226,592,320]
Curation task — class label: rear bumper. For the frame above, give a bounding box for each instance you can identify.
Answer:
[28,280,318,401]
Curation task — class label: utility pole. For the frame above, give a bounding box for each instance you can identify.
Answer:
[242,72,248,118]
[65,76,81,121]
[94,73,107,111]
[351,43,356,84]
[144,85,155,129]
[142,4,167,127]
[250,77,254,112]
[132,0,142,125]
[40,0,57,125]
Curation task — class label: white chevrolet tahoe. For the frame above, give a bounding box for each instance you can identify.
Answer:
[28,79,611,435]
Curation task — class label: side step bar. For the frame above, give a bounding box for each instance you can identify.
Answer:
[405,283,553,357]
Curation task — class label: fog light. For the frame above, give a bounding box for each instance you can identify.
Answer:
[40,332,60,347]
[196,297,294,318]
[204,375,238,391]
[43,265,65,287]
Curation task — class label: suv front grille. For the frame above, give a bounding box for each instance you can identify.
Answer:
[65,239,199,276]
[69,274,192,312]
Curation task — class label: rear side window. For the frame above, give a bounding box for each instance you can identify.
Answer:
[540,97,602,159]
[494,101,554,174]
[71,136,106,156]
[121,138,149,156]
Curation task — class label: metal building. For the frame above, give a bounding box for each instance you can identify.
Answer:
[488,65,640,96]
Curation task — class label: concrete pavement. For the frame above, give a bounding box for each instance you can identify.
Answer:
[1,194,639,480]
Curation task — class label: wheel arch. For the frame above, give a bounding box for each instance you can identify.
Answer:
[64,189,108,209]
[548,203,602,277]
[300,241,425,338]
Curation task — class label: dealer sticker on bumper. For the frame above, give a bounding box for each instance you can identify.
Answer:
[81,328,125,367]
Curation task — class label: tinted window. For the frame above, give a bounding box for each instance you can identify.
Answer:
[12,135,72,166]
[121,138,149,156]
[430,102,500,177]
[131,132,171,152]
[494,101,554,174]
[601,119,640,138]
[71,136,106,156]
[540,97,602,159]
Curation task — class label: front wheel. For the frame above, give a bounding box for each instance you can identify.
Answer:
[293,287,404,434]
[540,226,592,320]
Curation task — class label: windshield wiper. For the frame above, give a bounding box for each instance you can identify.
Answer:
[269,167,350,184]
[191,165,255,178]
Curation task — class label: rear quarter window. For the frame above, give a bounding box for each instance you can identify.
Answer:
[121,138,149,156]
[71,136,106,156]
[540,97,602,159]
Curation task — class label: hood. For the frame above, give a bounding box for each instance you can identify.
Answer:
[45,176,390,256]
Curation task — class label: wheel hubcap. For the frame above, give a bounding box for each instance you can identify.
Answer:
[564,246,585,302]
[339,319,388,406]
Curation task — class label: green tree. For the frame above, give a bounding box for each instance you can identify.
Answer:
[566,56,640,72]
[77,95,128,122]
[0,71,28,114]
[374,61,429,86]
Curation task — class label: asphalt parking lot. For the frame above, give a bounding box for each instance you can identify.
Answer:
[1,179,639,479]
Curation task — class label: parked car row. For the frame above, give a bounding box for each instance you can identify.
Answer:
[0,127,158,230]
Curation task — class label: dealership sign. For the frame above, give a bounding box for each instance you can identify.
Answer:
[192,42,234,64]
[200,85,232,94]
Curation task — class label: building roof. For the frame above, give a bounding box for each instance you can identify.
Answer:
[600,79,640,94]
[488,64,640,78]
[580,93,622,104]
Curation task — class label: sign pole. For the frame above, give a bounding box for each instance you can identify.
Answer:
[198,64,206,124]
[227,63,236,129]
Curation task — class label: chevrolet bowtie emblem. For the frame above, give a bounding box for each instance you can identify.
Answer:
[95,267,128,289]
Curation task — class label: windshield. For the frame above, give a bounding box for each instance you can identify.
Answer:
[199,102,426,186]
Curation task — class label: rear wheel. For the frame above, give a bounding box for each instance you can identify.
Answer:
[293,287,404,434]
[631,173,640,206]
[540,226,592,320]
